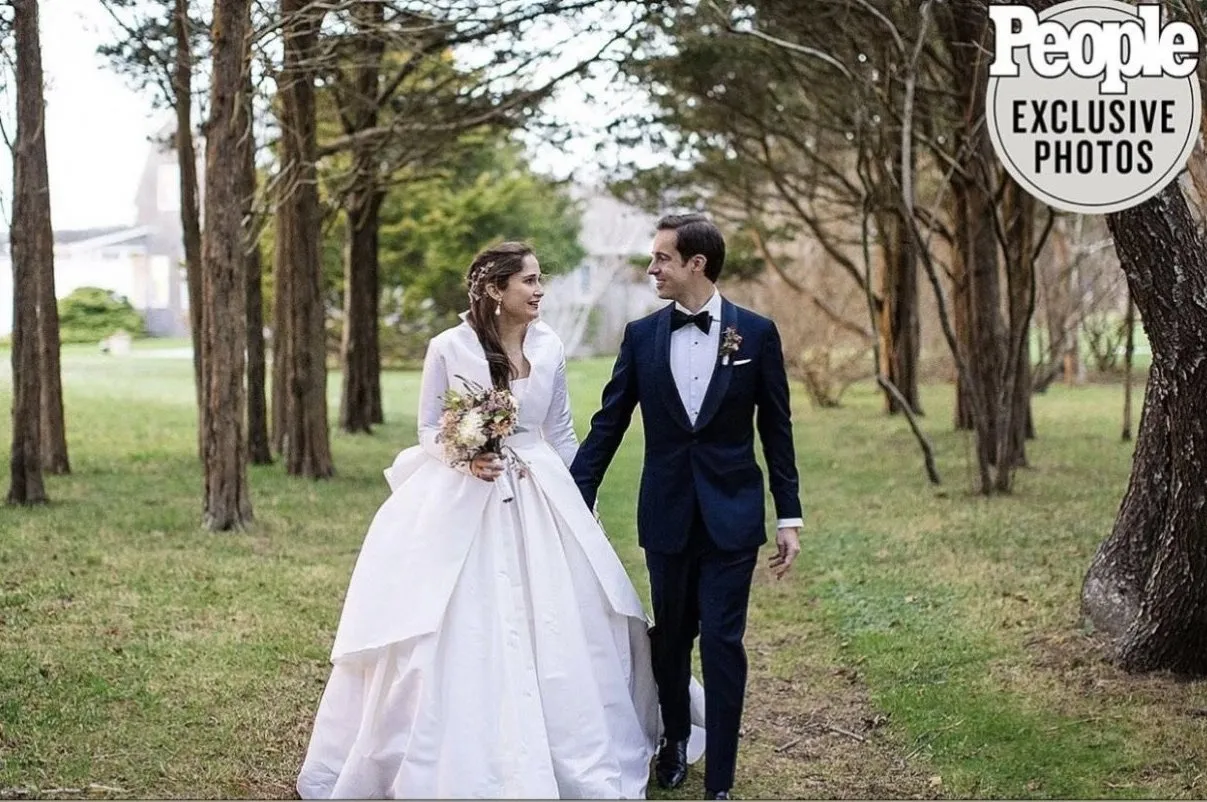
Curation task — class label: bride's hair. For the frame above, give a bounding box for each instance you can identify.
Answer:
[465,241,534,389]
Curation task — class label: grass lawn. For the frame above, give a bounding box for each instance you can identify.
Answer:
[1,341,1205,799]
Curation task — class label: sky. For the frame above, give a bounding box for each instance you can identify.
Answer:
[0,0,165,232]
[0,0,656,235]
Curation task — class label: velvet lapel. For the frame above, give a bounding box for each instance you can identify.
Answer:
[692,298,736,432]
[654,304,693,432]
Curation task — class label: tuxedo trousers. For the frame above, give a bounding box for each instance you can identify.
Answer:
[645,502,759,792]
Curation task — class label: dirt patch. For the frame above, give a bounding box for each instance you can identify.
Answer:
[1025,629,1207,708]
[733,653,942,799]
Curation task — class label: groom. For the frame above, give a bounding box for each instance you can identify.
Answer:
[571,213,803,799]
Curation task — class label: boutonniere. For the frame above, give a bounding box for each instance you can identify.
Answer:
[720,326,742,365]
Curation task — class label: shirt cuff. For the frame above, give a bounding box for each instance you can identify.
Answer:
[776,518,803,530]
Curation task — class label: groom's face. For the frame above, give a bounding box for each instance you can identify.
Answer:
[648,229,703,303]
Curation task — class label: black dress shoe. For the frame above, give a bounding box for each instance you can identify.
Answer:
[654,738,688,789]
[706,790,732,800]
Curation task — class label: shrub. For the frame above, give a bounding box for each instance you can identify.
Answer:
[57,287,145,344]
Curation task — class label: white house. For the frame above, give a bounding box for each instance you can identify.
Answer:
[538,189,665,357]
[0,121,194,338]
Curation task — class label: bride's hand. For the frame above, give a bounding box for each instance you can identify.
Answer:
[470,452,503,481]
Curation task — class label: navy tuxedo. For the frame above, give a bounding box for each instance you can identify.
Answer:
[570,296,802,792]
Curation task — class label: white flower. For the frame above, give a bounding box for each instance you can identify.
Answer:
[457,410,488,449]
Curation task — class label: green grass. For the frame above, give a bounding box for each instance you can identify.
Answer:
[1,344,1205,799]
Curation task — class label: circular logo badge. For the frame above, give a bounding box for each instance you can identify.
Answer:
[986,0,1201,214]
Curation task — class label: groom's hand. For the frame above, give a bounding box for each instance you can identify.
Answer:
[768,527,801,580]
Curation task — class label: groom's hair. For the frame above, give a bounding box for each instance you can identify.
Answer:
[657,213,726,282]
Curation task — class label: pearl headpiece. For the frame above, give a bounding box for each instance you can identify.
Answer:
[467,260,494,302]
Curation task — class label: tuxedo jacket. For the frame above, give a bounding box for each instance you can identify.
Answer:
[570,297,802,553]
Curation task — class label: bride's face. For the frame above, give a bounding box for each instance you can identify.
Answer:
[493,255,544,323]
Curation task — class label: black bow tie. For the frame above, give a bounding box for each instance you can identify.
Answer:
[671,309,712,334]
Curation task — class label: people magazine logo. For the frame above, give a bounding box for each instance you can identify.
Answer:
[986,0,1202,214]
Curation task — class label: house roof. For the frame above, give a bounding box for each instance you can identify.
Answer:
[0,225,151,255]
[56,226,135,245]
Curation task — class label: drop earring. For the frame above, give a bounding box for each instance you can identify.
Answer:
[495,300,502,316]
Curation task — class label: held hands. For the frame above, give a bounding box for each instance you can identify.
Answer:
[470,452,504,481]
[768,527,801,580]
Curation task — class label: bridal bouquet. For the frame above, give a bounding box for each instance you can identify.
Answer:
[436,376,528,501]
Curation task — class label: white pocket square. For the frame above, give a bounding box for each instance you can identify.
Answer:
[732,358,752,366]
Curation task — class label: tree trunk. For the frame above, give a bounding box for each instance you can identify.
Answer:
[37,248,68,475]
[949,167,1001,490]
[274,0,333,478]
[966,178,1003,477]
[998,175,1038,480]
[939,0,1033,495]
[1081,182,1207,675]
[1122,289,1136,442]
[953,309,975,429]
[271,207,289,456]
[31,9,67,477]
[338,1,386,435]
[369,329,383,424]
[246,238,271,464]
[340,188,384,434]
[950,193,975,431]
[947,180,990,490]
[175,0,206,459]
[879,209,921,416]
[7,0,49,506]
[200,0,254,530]
[240,74,271,465]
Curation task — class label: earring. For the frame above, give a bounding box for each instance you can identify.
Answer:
[495,300,502,316]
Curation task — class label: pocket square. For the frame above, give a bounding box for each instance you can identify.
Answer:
[732,358,752,366]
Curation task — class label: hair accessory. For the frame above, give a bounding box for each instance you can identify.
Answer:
[467,260,495,302]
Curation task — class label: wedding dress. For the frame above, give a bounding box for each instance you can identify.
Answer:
[296,317,704,799]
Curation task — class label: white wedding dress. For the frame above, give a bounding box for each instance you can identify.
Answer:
[296,318,704,799]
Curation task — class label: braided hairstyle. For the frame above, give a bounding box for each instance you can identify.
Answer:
[465,241,534,389]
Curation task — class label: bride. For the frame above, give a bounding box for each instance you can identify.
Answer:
[296,241,703,799]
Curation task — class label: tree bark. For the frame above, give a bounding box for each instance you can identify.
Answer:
[175,0,206,459]
[274,0,334,478]
[340,188,384,434]
[948,171,974,432]
[952,246,975,431]
[879,208,921,417]
[338,0,387,435]
[7,0,49,506]
[200,0,254,530]
[1081,182,1207,675]
[245,237,271,464]
[998,175,1038,480]
[271,206,289,456]
[37,244,68,475]
[31,9,68,477]
[1121,288,1135,442]
[240,73,271,465]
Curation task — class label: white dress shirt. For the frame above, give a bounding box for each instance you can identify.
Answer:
[670,289,724,427]
[670,290,802,531]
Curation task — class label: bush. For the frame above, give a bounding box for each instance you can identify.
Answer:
[57,287,145,344]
